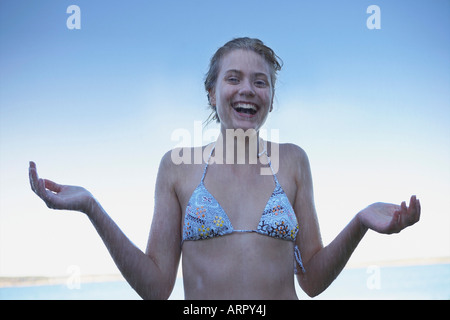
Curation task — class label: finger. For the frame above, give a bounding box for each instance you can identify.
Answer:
[42,190,62,210]
[29,163,51,201]
[401,201,407,212]
[409,196,421,224]
[29,162,40,194]
[37,177,49,199]
[44,179,62,193]
[29,161,36,170]
[28,162,63,209]
[397,196,419,228]
[408,195,416,211]
[387,210,401,234]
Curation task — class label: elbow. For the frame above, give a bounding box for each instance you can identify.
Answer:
[301,286,326,298]
[134,276,175,300]
[136,285,172,300]
[136,280,174,300]
[298,276,328,298]
[303,286,325,298]
[139,292,170,300]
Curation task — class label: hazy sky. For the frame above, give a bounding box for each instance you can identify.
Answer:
[1,0,449,277]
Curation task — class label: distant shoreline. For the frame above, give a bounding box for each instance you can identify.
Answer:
[346,256,450,269]
[0,274,125,288]
[2,257,449,288]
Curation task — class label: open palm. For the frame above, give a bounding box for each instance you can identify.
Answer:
[358,196,421,234]
[29,161,93,213]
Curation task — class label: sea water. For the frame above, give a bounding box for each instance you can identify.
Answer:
[1,264,449,300]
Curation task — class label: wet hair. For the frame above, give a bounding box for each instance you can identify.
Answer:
[204,37,283,124]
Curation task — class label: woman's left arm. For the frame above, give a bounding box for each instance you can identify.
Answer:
[291,146,420,297]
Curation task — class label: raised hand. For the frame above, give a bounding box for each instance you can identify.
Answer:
[358,195,421,234]
[29,161,94,214]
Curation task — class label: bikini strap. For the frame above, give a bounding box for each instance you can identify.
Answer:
[294,245,306,274]
[200,143,215,182]
[267,157,280,185]
[260,141,280,185]
[201,141,279,183]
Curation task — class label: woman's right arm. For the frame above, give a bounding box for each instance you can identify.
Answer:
[28,153,182,300]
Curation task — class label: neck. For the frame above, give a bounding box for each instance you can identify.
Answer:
[214,128,264,165]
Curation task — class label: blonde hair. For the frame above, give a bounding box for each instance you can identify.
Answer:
[204,37,283,124]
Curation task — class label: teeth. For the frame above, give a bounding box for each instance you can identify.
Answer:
[235,103,257,111]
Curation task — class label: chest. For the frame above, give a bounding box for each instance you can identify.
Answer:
[179,163,296,230]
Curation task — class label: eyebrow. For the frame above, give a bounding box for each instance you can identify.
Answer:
[224,69,269,79]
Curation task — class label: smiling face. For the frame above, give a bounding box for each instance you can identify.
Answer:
[209,49,274,133]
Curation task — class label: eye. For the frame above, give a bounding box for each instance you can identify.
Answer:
[254,79,268,87]
[227,77,240,84]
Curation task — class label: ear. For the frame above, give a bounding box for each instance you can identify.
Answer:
[208,88,216,107]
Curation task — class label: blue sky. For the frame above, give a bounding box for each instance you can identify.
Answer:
[1,0,449,277]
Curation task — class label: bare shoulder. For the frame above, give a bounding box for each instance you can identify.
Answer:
[278,143,312,187]
[159,146,203,175]
[280,143,308,161]
[265,141,309,184]
[268,142,309,168]
[157,146,207,193]
[155,150,178,191]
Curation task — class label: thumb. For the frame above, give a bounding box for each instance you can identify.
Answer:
[44,179,63,193]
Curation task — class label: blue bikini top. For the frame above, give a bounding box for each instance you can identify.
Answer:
[181,143,305,273]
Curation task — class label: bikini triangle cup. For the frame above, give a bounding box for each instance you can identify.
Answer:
[182,143,305,273]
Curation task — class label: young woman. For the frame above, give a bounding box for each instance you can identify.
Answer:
[29,37,420,299]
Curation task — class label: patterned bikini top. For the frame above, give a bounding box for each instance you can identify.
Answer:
[181,143,305,273]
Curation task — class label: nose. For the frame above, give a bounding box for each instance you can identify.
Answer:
[238,79,255,97]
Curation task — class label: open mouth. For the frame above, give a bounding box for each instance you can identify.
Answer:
[232,103,258,116]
